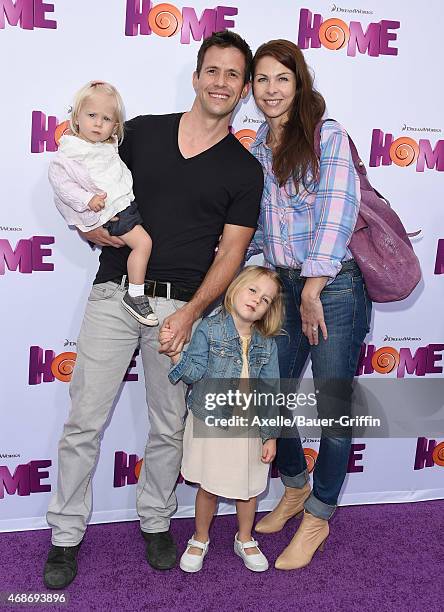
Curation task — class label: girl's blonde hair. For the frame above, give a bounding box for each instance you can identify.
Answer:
[224,266,285,338]
[70,81,125,143]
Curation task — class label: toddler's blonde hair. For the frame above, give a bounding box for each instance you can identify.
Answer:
[70,80,125,143]
[224,266,285,337]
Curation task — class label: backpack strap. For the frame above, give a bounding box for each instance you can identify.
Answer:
[314,118,372,189]
[314,119,372,232]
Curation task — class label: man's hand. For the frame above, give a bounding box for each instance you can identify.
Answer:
[78,226,125,247]
[158,304,197,357]
[88,193,107,212]
[157,223,254,356]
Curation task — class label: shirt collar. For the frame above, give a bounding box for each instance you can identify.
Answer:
[250,121,270,152]
[222,311,266,348]
[222,311,239,341]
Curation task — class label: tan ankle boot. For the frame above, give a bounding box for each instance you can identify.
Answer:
[274,511,329,570]
[254,483,311,534]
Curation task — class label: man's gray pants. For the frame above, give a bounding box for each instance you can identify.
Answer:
[46,280,188,546]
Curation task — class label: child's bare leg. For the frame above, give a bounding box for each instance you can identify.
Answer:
[119,224,152,286]
[188,487,217,556]
[236,497,260,555]
[118,224,157,325]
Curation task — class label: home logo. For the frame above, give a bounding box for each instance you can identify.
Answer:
[28,348,76,385]
[234,129,256,150]
[0,0,56,30]
[0,236,54,275]
[348,443,366,473]
[303,447,318,473]
[434,239,444,275]
[113,451,184,486]
[125,1,237,44]
[370,129,444,172]
[302,443,366,473]
[113,452,143,487]
[414,437,444,470]
[28,347,140,385]
[357,344,444,378]
[298,8,399,57]
[31,111,69,153]
[0,460,51,499]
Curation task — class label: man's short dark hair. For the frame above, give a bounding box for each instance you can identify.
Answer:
[196,30,253,85]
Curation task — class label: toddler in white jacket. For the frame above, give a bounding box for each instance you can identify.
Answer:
[48,80,157,326]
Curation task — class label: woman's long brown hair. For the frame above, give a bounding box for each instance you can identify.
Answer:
[252,39,326,190]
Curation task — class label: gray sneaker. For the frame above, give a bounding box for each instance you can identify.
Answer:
[122,292,159,326]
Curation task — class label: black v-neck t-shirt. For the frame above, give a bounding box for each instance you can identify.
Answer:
[94,113,264,292]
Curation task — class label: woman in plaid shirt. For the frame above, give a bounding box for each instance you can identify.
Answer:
[247,39,372,570]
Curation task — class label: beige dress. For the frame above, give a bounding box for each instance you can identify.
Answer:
[181,336,270,500]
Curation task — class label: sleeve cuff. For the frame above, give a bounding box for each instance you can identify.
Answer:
[301,259,342,282]
[168,351,191,384]
[246,244,262,260]
[81,208,102,226]
[81,192,97,210]
[260,428,281,443]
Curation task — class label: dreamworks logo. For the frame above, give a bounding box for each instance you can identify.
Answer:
[331,4,373,15]
[383,335,421,342]
[242,116,262,125]
[0,225,22,232]
[401,123,442,134]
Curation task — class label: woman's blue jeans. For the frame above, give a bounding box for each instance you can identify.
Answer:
[275,260,372,520]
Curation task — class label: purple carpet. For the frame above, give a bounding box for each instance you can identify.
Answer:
[0,501,442,612]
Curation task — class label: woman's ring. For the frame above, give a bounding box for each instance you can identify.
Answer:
[312,326,318,332]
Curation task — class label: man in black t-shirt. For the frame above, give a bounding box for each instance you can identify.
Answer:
[44,31,263,588]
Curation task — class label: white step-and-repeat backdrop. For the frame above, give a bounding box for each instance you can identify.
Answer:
[1,0,443,532]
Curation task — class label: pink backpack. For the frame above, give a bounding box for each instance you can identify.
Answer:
[314,120,421,302]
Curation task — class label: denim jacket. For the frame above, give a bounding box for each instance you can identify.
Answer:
[168,309,281,442]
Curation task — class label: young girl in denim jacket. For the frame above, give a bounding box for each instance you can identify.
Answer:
[166,266,284,573]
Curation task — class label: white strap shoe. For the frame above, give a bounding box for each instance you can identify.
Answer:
[179,537,209,573]
[234,533,269,572]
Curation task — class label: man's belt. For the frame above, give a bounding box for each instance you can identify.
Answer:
[110,276,195,302]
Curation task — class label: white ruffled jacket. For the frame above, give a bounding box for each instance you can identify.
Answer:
[48,135,134,232]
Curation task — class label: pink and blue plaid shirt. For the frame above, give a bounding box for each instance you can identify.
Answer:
[246,120,360,280]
